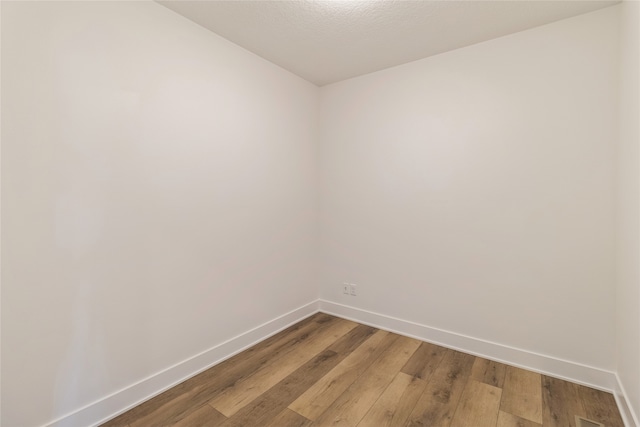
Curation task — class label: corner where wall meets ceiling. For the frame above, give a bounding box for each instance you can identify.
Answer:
[157,0,620,86]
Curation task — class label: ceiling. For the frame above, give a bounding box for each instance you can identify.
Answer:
[158,0,619,86]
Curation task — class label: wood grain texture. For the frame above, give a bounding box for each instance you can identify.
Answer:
[450,380,501,427]
[406,350,476,427]
[218,325,377,427]
[357,372,426,427]
[266,409,312,427]
[401,341,448,381]
[218,350,339,427]
[497,411,542,427]
[100,422,129,427]
[172,404,226,427]
[209,317,358,417]
[470,357,507,388]
[111,313,336,427]
[310,335,421,427]
[100,314,625,427]
[501,366,543,424]
[542,375,586,427]
[576,384,625,427]
[289,330,396,420]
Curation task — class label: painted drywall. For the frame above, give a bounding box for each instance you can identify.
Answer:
[2,1,635,426]
[158,0,618,86]
[0,2,319,426]
[0,1,3,422]
[616,0,640,424]
[319,6,619,372]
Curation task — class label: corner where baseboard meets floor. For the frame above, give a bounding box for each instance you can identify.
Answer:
[317,300,616,391]
[613,373,640,427]
[45,301,321,427]
[43,298,637,427]
[317,299,637,427]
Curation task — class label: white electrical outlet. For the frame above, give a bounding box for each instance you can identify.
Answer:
[343,283,350,294]
[349,284,357,296]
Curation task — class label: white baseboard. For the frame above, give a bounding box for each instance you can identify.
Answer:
[318,300,619,393]
[44,300,320,427]
[613,373,640,427]
[319,300,640,426]
[44,299,635,427]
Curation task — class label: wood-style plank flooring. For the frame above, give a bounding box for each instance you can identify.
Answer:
[101,313,625,427]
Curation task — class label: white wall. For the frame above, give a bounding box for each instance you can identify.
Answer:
[0,2,319,426]
[616,0,640,424]
[3,1,637,426]
[319,6,619,372]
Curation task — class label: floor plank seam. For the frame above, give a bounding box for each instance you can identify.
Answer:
[99,314,626,427]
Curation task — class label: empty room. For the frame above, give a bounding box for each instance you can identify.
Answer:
[1,0,639,426]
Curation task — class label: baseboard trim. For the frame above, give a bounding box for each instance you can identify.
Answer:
[613,373,640,427]
[44,299,632,427]
[318,300,618,393]
[44,300,320,427]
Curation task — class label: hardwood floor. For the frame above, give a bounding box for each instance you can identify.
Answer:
[101,313,624,427]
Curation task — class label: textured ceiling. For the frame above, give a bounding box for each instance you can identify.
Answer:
[158,0,619,86]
